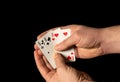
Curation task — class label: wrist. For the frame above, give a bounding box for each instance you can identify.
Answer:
[99,26,120,54]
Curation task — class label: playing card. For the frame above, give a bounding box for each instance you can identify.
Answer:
[52,28,71,44]
[36,31,56,69]
[36,28,76,69]
[52,28,76,62]
[51,28,61,42]
[57,48,76,62]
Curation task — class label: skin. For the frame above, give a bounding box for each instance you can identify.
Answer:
[34,51,93,82]
[54,25,120,58]
[34,24,120,82]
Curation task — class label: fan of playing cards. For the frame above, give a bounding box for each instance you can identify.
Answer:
[36,28,76,69]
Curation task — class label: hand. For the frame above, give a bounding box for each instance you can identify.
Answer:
[34,25,104,59]
[34,50,93,82]
[54,25,104,59]
[54,25,120,58]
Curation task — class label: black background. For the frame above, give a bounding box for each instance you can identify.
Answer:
[2,3,120,82]
[4,4,120,82]
[30,7,120,82]
[31,14,120,82]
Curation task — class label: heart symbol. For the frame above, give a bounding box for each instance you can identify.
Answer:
[67,56,71,60]
[54,33,59,37]
[52,38,55,41]
[63,32,67,36]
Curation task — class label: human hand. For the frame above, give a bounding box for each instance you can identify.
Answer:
[34,50,93,82]
[54,25,120,58]
[53,25,104,59]
[34,30,93,82]
[34,25,104,59]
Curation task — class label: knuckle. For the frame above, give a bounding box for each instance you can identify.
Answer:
[73,32,80,43]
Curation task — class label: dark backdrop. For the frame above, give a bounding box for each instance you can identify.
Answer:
[3,3,120,82]
[31,10,120,82]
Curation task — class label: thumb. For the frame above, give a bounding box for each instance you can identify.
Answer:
[54,53,66,68]
[55,34,78,51]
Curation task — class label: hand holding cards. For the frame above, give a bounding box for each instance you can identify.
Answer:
[36,28,76,69]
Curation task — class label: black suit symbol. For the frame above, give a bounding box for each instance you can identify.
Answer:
[37,40,45,49]
[44,37,51,46]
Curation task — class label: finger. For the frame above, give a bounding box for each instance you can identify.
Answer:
[34,45,43,56]
[60,24,78,30]
[34,44,39,50]
[54,53,66,68]
[37,49,43,55]
[77,48,102,59]
[60,25,71,29]
[43,56,54,70]
[55,33,79,51]
[34,50,51,79]
[74,47,79,58]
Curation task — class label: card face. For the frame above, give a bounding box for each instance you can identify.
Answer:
[57,48,76,62]
[36,28,76,69]
[52,29,71,44]
[52,28,76,62]
[36,31,56,69]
